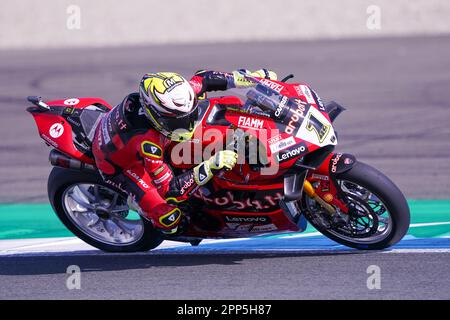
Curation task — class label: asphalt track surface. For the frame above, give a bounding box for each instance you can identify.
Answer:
[0,35,450,299]
[0,235,449,300]
[0,253,448,300]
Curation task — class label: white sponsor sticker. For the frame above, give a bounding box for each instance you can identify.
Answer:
[296,107,336,147]
[64,98,80,106]
[300,85,316,104]
[251,223,278,232]
[312,174,329,181]
[154,172,172,185]
[268,134,282,145]
[237,116,264,129]
[259,78,284,93]
[49,123,64,138]
[225,223,253,232]
[269,136,296,153]
[41,134,58,148]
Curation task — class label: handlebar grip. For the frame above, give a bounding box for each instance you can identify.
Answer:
[216,168,229,180]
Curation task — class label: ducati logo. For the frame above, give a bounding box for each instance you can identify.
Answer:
[331,153,342,173]
[64,98,80,106]
[49,123,64,138]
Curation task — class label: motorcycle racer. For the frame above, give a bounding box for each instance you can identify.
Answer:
[92,69,278,234]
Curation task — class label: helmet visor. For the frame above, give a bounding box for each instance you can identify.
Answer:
[156,98,199,133]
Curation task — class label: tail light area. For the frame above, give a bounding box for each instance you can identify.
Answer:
[27,109,95,164]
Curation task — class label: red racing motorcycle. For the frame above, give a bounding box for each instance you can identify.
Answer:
[27,74,410,252]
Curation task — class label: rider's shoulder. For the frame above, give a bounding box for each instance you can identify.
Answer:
[119,92,141,112]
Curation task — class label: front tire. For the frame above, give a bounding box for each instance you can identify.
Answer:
[48,167,163,252]
[303,161,410,250]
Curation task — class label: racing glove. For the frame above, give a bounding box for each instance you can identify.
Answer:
[232,69,278,88]
[249,69,278,81]
[193,150,238,186]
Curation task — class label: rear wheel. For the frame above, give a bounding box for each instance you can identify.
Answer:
[48,167,163,252]
[303,161,410,250]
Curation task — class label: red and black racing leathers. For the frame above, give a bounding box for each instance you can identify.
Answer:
[92,70,236,232]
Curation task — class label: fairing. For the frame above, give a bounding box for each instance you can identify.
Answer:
[27,97,111,164]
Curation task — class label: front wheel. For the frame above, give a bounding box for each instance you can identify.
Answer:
[303,161,410,250]
[48,167,163,252]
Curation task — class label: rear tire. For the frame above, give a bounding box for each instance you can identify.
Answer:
[303,161,410,250]
[48,167,163,252]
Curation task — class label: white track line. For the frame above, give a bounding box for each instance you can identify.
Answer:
[272,232,322,239]
[410,222,450,227]
[384,248,450,253]
[0,237,256,256]
[1,224,449,256]
[242,248,450,253]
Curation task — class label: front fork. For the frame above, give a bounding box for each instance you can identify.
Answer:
[303,180,337,214]
[282,152,356,221]
[303,152,357,215]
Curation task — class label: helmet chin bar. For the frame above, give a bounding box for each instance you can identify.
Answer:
[143,105,195,142]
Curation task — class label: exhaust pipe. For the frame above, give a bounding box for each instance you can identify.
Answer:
[49,149,97,173]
